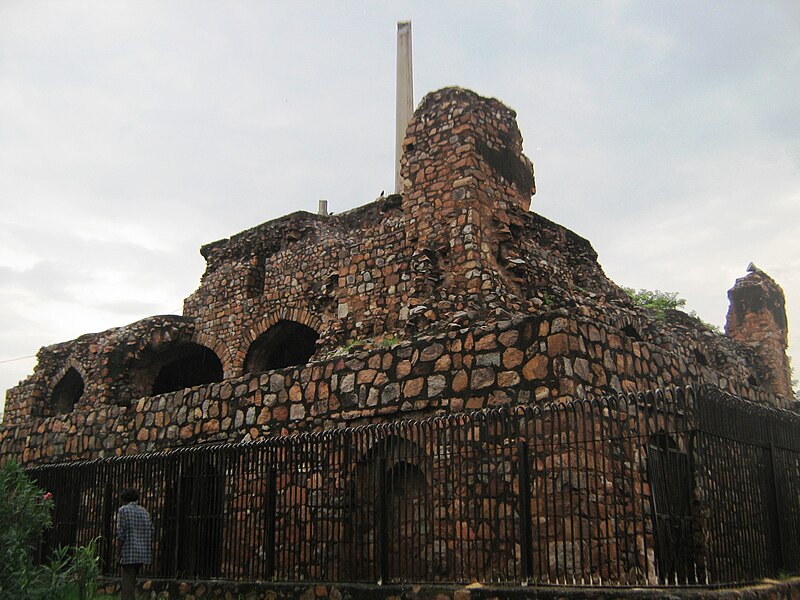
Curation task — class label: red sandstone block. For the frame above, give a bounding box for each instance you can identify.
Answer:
[498,371,520,387]
[273,405,288,422]
[547,333,569,357]
[475,334,497,351]
[465,397,484,410]
[396,360,412,378]
[202,419,219,434]
[522,355,548,380]
[403,377,424,397]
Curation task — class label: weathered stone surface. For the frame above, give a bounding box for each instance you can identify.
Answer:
[428,375,446,397]
[403,377,424,398]
[523,355,548,381]
[726,269,793,399]
[470,368,495,389]
[497,371,521,388]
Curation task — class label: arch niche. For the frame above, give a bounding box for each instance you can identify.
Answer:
[151,343,224,395]
[646,432,696,584]
[51,367,84,414]
[243,320,319,374]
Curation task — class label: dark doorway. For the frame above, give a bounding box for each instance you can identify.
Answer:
[152,343,223,395]
[647,432,696,584]
[346,436,429,583]
[51,368,84,414]
[243,320,319,374]
[163,456,225,578]
[386,461,428,581]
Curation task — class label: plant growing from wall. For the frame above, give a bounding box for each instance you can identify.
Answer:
[623,287,687,320]
[0,460,100,600]
[622,287,722,333]
[623,287,721,332]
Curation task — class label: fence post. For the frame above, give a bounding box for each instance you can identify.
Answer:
[766,442,785,574]
[264,466,277,579]
[376,456,389,584]
[101,481,114,575]
[173,460,184,575]
[518,440,534,584]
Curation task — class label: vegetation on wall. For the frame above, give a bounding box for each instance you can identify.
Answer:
[623,287,722,333]
[622,287,687,320]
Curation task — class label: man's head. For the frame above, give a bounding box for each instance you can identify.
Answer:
[121,488,140,503]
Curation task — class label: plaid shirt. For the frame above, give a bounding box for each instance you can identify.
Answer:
[116,502,154,565]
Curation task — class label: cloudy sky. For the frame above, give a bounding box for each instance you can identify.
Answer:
[1,1,799,410]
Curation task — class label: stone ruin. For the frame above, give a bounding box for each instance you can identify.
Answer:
[0,86,794,465]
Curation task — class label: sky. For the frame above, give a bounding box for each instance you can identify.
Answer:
[1,1,799,411]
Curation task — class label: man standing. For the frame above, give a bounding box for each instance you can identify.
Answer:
[116,488,154,600]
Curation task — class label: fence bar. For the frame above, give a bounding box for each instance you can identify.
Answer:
[517,440,533,583]
[102,481,113,573]
[376,455,388,583]
[264,467,277,580]
[766,442,784,572]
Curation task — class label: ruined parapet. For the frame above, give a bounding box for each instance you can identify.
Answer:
[2,315,223,424]
[400,87,535,314]
[725,266,793,401]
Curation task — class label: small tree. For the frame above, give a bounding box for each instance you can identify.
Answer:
[623,287,687,321]
[623,286,722,333]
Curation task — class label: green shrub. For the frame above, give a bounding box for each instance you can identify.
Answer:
[0,460,54,597]
[0,461,100,600]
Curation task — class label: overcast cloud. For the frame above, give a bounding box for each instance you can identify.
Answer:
[1,1,799,409]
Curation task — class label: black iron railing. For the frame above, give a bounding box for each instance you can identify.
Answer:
[26,385,800,586]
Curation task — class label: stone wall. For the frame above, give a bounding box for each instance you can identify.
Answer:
[2,85,794,461]
[1,312,780,466]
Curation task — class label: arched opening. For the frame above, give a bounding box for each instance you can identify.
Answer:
[51,368,84,414]
[243,320,319,374]
[386,461,429,581]
[346,435,431,583]
[693,349,709,367]
[621,324,642,342]
[386,461,427,498]
[152,343,223,395]
[162,456,224,578]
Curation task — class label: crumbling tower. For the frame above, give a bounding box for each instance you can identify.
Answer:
[725,265,793,401]
[400,87,535,315]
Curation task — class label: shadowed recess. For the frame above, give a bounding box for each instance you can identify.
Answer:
[51,367,84,414]
[244,320,319,374]
[152,343,224,395]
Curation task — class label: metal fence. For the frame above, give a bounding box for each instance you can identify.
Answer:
[26,385,800,586]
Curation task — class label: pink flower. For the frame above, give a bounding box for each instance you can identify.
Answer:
[43,492,53,501]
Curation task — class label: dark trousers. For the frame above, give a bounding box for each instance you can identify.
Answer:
[120,564,142,600]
